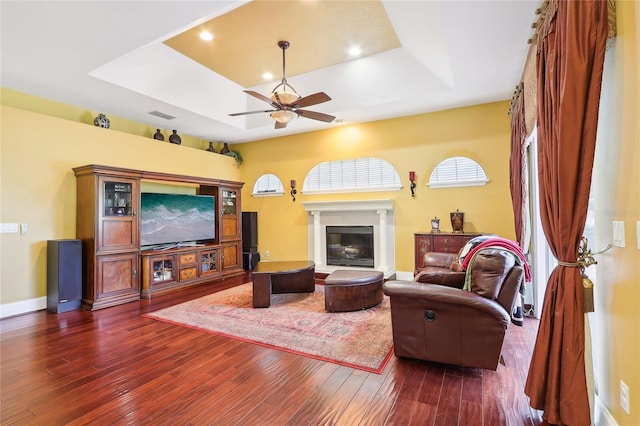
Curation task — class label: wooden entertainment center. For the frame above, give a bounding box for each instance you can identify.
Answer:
[73,164,244,310]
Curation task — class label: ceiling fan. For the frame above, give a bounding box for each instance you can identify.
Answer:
[229,40,336,129]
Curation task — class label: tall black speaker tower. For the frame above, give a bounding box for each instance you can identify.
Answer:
[242,212,260,270]
[242,211,258,253]
[47,239,82,313]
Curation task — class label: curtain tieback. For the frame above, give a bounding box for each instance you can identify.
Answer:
[557,260,580,267]
[555,237,604,313]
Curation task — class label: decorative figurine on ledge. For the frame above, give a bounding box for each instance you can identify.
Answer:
[169,130,182,145]
[430,217,441,233]
[450,209,464,233]
[93,113,110,129]
[153,129,164,141]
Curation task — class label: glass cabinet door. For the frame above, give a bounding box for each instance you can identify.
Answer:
[200,249,219,275]
[222,189,237,215]
[152,257,174,283]
[103,181,133,216]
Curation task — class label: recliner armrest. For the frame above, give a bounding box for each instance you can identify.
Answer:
[383,280,510,327]
[422,252,458,268]
[414,269,465,288]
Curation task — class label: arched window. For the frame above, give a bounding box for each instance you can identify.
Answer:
[302,157,402,194]
[252,173,285,196]
[428,156,489,188]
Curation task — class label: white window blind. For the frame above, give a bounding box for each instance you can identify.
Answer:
[252,173,284,196]
[428,156,489,188]
[303,157,401,194]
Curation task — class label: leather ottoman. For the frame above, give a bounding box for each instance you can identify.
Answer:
[324,270,384,312]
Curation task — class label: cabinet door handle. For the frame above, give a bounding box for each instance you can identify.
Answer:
[133,267,137,277]
[132,210,136,217]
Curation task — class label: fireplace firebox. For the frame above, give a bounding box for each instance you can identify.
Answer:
[326,226,374,268]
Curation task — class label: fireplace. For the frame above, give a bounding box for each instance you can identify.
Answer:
[302,199,395,278]
[326,226,374,267]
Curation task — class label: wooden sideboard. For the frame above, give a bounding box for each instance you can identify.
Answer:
[414,232,482,271]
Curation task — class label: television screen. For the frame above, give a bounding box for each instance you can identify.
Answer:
[140,193,215,247]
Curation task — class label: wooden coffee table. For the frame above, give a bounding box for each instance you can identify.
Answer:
[251,260,315,308]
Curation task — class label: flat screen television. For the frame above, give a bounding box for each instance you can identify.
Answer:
[140,192,216,248]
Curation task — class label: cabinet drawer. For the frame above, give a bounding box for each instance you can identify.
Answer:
[433,243,460,253]
[433,235,473,253]
[179,267,198,281]
[179,252,197,265]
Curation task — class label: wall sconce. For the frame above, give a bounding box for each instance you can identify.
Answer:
[290,179,297,202]
[409,171,416,198]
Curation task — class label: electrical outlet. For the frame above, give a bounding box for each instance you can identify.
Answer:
[265,250,270,257]
[620,380,630,415]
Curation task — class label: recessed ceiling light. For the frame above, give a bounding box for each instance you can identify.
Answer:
[348,46,362,57]
[262,72,273,80]
[199,31,214,41]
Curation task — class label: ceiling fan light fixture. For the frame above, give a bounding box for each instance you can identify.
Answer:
[270,90,300,105]
[270,110,297,124]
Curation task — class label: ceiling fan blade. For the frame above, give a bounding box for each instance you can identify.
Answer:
[275,120,288,129]
[296,109,336,123]
[229,109,274,117]
[292,92,331,108]
[244,90,278,106]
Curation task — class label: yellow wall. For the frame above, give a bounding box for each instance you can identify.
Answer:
[0,91,515,305]
[0,88,217,151]
[0,105,240,305]
[595,1,640,424]
[238,101,516,271]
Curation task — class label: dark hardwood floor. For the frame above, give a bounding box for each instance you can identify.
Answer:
[1,273,545,425]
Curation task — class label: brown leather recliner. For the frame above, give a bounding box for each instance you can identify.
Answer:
[413,252,465,288]
[384,248,524,370]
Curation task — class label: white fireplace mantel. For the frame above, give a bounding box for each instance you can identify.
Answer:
[301,199,394,213]
[301,199,395,277]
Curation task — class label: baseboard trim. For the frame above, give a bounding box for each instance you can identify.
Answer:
[0,297,46,319]
[595,394,618,426]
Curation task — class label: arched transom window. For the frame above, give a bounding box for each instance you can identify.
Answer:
[302,157,402,194]
[428,156,489,188]
[252,173,285,196]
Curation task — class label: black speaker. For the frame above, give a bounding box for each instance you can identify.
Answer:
[242,211,258,253]
[243,251,261,271]
[47,239,82,313]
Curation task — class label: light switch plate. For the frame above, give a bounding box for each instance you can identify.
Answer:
[613,221,625,248]
[0,223,19,234]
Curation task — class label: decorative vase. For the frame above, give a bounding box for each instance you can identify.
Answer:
[450,209,465,233]
[169,130,181,145]
[206,142,216,153]
[153,129,164,141]
[93,113,110,128]
[220,142,230,154]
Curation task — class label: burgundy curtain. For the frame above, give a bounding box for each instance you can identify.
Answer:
[524,1,609,425]
[509,83,527,248]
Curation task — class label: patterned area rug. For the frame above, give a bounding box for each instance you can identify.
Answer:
[144,283,393,373]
